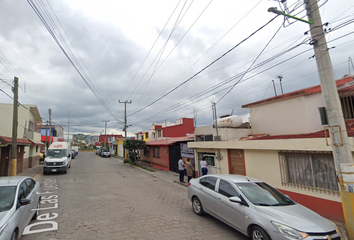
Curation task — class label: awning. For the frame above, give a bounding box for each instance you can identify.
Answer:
[0,136,32,146]
[29,140,45,145]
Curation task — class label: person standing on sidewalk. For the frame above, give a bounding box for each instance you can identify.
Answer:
[185,159,194,183]
[200,157,208,175]
[178,157,186,183]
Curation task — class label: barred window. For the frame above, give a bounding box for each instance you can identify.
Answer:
[279,151,339,195]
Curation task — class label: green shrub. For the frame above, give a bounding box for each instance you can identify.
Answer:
[124,158,132,164]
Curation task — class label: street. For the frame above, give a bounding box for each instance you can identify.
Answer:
[21,152,248,240]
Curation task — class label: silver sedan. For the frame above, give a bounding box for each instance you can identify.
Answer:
[0,176,41,240]
[187,174,341,240]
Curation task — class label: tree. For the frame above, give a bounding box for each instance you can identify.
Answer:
[123,139,146,163]
[73,133,88,147]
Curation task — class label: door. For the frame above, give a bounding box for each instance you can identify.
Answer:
[229,149,245,175]
[197,176,218,215]
[0,147,10,176]
[214,179,246,233]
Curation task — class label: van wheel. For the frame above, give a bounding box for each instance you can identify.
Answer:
[63,170,67,174]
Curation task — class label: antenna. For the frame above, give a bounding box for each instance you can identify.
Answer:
[277,75,284,94]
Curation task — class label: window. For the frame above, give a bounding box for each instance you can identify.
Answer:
[279,151,339,194]
[145,132,148,139]
[203,154,215,167]
[200,177,217,190]
[17,182,29,205]
[157,130,162,138]
[340,93,354,119]
[218,180,239,198]
[196,135,213,142]
[25,178,35,192]
[29,121,36,131]
[153,146,160,158]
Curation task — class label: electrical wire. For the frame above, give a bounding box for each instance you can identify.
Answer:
[128,15,279,117]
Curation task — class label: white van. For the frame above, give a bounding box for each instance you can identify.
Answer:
[43,142,72,174]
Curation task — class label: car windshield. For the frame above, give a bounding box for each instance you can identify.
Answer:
[47,149,67,158]
[0,186,16,211]
[235,182,295,206]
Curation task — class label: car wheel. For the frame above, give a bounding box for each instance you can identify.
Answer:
[32,200,40,220]
[43,171,47,175]
[64,170,67,174]
[251,226,270,240]
[192,197,204,216]
[11,230,18,240]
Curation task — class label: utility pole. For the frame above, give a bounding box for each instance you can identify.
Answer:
[269,2,354,237]
[49,109,52,146]
[119,100,131,159]
[119,100,132,138]
[11,77,18,176]
[305,0,353,237]
[68,111,70,143]
[102,120,110,148]
[45,121,48,150]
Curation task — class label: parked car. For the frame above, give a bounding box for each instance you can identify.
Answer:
[187,174,341,240]
[96,148,104,155]
[0,176,41,240]
[100,149,111,158]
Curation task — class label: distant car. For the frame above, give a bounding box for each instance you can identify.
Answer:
[96,148,104,155]
[187,174,341,240]
[0,176,41,240]
[100,149,111,158]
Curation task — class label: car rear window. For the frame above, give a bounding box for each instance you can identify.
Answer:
[200,177,217,190]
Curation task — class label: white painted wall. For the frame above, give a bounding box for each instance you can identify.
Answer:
[249,93,324,135]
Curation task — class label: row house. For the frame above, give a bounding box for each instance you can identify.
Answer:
[188,75,354,222]
[98,134,124,155]
[139,118,195,173]
[40,124,65,147]
[0,103,43,176]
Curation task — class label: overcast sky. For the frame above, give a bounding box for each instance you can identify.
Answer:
[0,0,353,138]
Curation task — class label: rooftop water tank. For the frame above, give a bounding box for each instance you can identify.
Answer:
[212,115,243,128]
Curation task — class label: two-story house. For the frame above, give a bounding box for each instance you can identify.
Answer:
[140,118,195,172]
[188,75,354,222]
[0,103,43,176]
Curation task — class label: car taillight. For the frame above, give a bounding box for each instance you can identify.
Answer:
[188,182,191,187]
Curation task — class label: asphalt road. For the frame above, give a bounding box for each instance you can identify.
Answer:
[20,152,248,240]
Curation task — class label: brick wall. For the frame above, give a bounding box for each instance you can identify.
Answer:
[151,146,169,170]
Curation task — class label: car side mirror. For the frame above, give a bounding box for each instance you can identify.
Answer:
[229,196,242,203]
[68,154,71,158]
[229,196,248,206]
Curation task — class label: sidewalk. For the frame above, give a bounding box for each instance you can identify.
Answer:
[18,156,349,240]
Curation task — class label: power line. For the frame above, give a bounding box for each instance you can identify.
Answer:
[128,15,279,117]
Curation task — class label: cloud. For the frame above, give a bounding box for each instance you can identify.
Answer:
[0,0,353,138]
